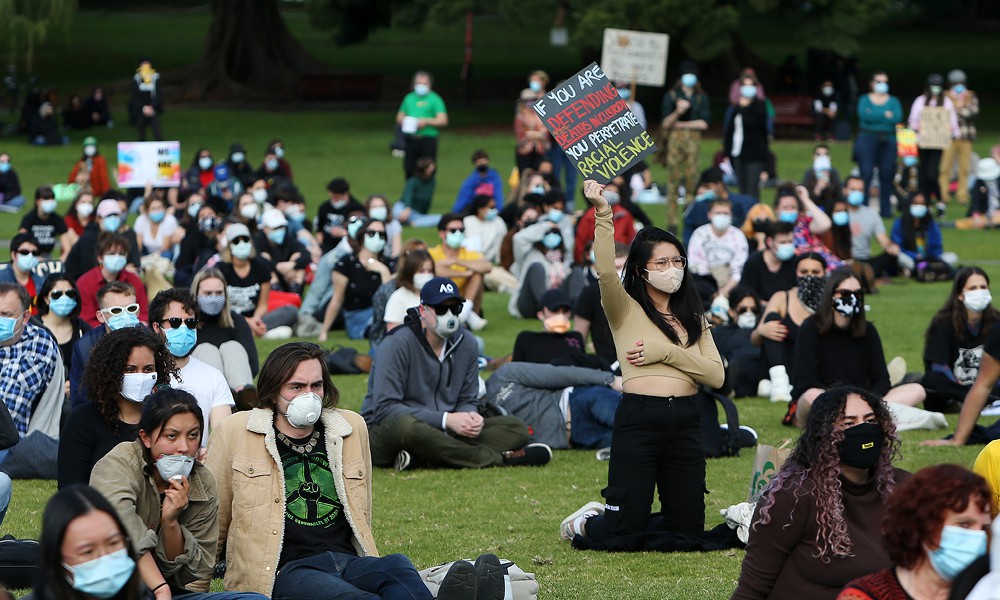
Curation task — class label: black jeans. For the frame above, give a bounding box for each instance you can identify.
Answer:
[585,392,706,540]
[403,135,438,179]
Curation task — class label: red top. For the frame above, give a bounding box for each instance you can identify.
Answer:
[838,569,915,600]
[574,204,636,264]
[68,155,112,197]
[77,266,149,327]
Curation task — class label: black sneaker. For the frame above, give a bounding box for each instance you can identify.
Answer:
[473,554,505,600]
[437,560,477,600]
[502,443,552,467]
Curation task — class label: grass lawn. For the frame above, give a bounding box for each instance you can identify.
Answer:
[1,9,1000,599]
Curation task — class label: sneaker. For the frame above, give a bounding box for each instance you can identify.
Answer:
[887,356,907,387]
[560,501,604,540]
[473,554,505,600]
[466,310,488,332]
[502,443,552,467]
[595,447,611,461]
[263,325,293,340]
[756,379,771,398]
[437,560,477,600]
[394,450,412,472]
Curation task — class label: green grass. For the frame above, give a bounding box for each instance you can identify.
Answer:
[3,9,1000,599]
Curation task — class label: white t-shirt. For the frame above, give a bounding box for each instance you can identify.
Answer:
[383,287,421,326]
[134,213,180,254]
[171,355,234,445]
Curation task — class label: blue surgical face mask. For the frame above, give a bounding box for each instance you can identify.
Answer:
[107,311,140,331]
[187,202,202,218]
[64,548,135,599]
[0,314,22,344]
[273,146,285,159]
[529,80,542,93]
[49,295,77,317]
[775,242,796,261]
[16,253,39,272]
[41,199,57,214]
[198,156,213,170]
[711,213,732,230]
[267,228,287,246]
[414,83,430,96]
[847,190,865,206]
[148,210,165,224]
[832,210,850,226]
[363,234,387,254]
[695,190,717,203]
[231,151,245,164]
[369,207,388,222]
[740,84,757,99]
[681,73,698,88]
[230,241,252,260]
[102,215,122,233]
[102,254,127,273]
[873,81,889,94]
[531,185,546,195]
[779,210,798,223]
[164,324,197,358]
[0,162,9,173]
[547,208,564,224]
[265,158,279,171]
[903,155,918,167]
[928,525,988,581]
[445,230,465,249]
[484,208,498,221]
[542,232,562,249]
[952,84,966,94]
[910,204,928,219]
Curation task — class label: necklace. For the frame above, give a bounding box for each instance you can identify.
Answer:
[276,429,321,454]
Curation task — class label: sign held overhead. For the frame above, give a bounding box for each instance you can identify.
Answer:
[600,28,669,87]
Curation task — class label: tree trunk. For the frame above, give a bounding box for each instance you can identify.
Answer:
[172,0,331,101]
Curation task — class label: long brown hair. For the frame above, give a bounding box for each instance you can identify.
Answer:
[256,342,339,411]
[815,268,867,338]
[925,266,997,349]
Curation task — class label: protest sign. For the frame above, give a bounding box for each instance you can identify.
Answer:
[896,126,918,158]
[918,106,952,150]
[533,62,656,184]
[601,29,669,87]
[117,141,181,188]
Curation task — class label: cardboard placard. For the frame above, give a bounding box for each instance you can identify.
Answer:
[533,62,656,184]
[117,141,181,188]
[918,106,952,150]
[601,28,670,87]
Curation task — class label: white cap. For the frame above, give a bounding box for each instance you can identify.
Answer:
[261,208,288,229]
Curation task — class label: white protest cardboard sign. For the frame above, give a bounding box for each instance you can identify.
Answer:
[918,106,952,150]
[117,141,182,188]
[601,28,669,87]
[533,62,656,184]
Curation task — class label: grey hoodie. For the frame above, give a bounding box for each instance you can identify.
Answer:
[486,362,614,449]
[361,308,480,429]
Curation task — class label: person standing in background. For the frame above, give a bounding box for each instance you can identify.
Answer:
[940,69,979,208]
[129,58,163,141]
[660,61,710,233]
[396,71,447,180]
[855,71,902,216]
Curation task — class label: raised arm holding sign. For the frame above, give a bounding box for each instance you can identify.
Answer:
[533,63,656,184]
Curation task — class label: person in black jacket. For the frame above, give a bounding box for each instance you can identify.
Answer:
[128,58,163,141]
[254,208,310,294]
[224,142,255,188]
[724,73,770,200]
[83,86,111,127]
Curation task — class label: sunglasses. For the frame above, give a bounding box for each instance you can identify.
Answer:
[16,249,39,257]
[736,306,756,315]
[230,236,251,245]
[50,289,78,301]
[446,228,465,234]
[101,304,140,316]
[365,230,387,239]
[432,304,462,317]
[158,317,199,329]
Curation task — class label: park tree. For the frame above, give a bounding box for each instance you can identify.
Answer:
[0,0,76,73]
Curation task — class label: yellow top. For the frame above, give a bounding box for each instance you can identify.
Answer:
[973,439,1000,517]
[593,206,725,390]
[428,245,484,294]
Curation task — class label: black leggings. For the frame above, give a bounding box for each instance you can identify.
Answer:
[584,392,706,540]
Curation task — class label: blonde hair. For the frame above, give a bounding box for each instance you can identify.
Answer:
[191,268,234,329]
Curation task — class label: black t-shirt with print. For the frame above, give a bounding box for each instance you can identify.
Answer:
[19,212,67,255]
[333,254,384,312]
[923,320,991,385]
[317,199,365,253]
[986,325,1000,362]
[218,257,271,317]
[276,427,355,568]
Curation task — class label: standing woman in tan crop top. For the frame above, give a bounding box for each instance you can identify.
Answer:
[560,180,725,547]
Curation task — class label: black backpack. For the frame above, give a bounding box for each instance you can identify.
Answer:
[698,388,747,458]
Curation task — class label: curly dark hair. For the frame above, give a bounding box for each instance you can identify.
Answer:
[755,386,901,562]
[82,327,179,434]
[883,463,992,569]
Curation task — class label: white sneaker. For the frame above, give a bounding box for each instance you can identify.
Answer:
[263,325,293,340]
[595,447,611,461]
[768,365,792,403]
[887,356,907,387]
[465,310,488,332]
[756,379,771,398]
[560,501,604,540]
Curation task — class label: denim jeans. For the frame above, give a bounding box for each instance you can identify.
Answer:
[176,592,268,600]
[343,306,374,340]
[272,552,431,600]
[854,130,897,216]
[0,471,10,526]
[568,385,620,449]
[584,393,706,540]
[546,145,577,211]
[392,201,440,229]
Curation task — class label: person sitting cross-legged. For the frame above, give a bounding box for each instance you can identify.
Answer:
[360,276,550,471]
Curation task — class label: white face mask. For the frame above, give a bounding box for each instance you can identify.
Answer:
[736,311,757,330]
[413,273,434,290]
[645,268,684,294]
[77,203,94,218]
[282,392,323,429]
[252,188,268,203]
[963,289,992,313]
[121,373,157,403]
[240,204,259,220]
[155,454,195,482]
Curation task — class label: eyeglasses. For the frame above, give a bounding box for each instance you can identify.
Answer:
[101,304,140,316]
[50,289,78,301]
[646,256,687,271]
[446,228,465,234]
[230,236,251,245]
[432,304,462,317]
[365,230,387,239]
[16,249,39,257]
[834,288,861,297]
[158,317,199,329]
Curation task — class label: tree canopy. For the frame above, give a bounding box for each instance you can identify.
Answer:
[0,0,76,73]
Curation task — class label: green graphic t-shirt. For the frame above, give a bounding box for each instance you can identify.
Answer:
[276,426,355,568]
[398,91,447,138]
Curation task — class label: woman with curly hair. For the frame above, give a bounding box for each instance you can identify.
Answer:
[57,326,178,490]
[920,267,999,413]
[732,387,909,600]
[838,464,991,600]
